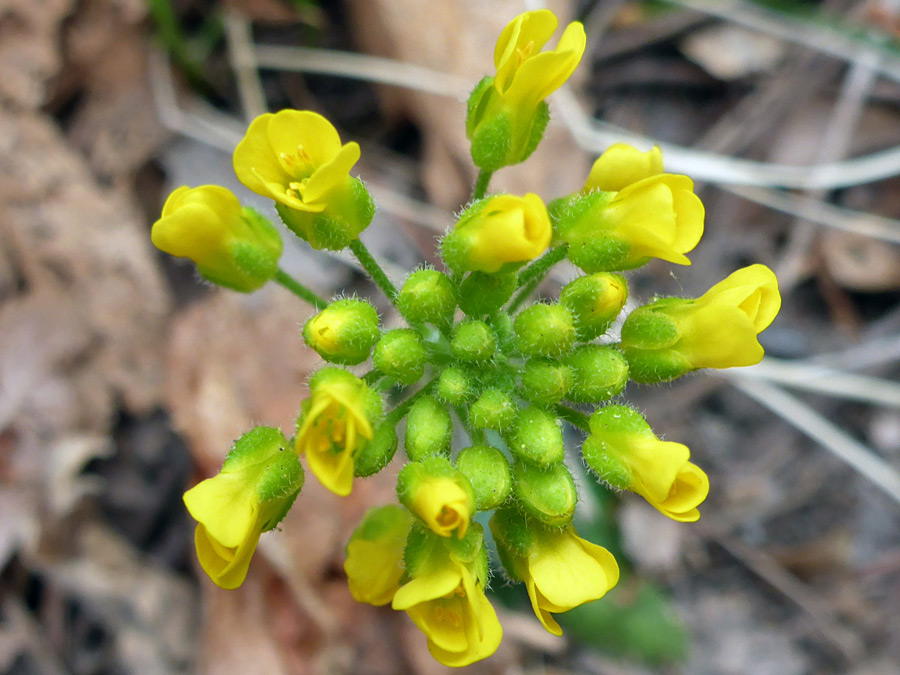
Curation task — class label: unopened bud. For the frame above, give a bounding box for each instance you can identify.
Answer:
[451,319,497,363]
[373,329,426,385]
[302,298,380,365]
[509,405,564,466]
[513,460,577,527]
[521,359,572,405]
[514,303,575,357]
[565,345,629,403]
[560,273,628,341]
[469,388,517,433]
[455,445,512,510]
[405,395,452,460]
[436,366,474,406]
[397,269,457,327]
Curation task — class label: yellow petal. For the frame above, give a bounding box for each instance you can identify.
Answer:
[267,109,343,169]
[655,462,710,522]
[232,113,291,197]
[525,578,563,635]
[305,442,355,497]
[584,144,664,192]
[700,264,781,332]
[392,564,462,611]
[300,142,361,205]
[677,304,765,368]
[503,22,586,106]
[426,591,503,668]
[151,203,228,264]
[494,10,558,91]
[621,436,691,504]
[194,523,261,590]
[410,477,471,539]
[528,528,619,610]
[344,538,405,606]
[183,474,256,548]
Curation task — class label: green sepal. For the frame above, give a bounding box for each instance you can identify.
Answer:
[397,268,457,328]
[455,445,512,510]
[451,319,497,363]
[275,177,374,251]
[469,388,517,433]
[509,405,564,466]
[373,329,426,385]
[620,304,681,350]
[513,460,577,527]
[349,504,413,546]
[566,345,629,403]
[405,395,452,460]
[513,303,575,357]
[354,422,399,477]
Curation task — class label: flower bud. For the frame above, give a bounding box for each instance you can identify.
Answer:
[513,460,577,527]
[469,388,517,433]
[455,445,512,510]
[556,174,704,272]
[521,359,572,405]
[509,405,564,466]
[302,298,380,365]
[560,273,628,341]
[583,405,709,522]
[152,186,283,292]
[344,504,414,606]
[233,109,374,250]
[373,329,426,385]
[514,303,575,357]
[397,269,457,327]
[621,265,781,382]
[458,272,517,316]
[405,395,452,460]
[441,195,552,274]
[436,366,474,406]
[183,426,303,589]
[353,422,399,477]
[397,456,474,538]
[565,345,629,403]
[451,319,497,363]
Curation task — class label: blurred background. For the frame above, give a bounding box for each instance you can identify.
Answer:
[2,0,900,672]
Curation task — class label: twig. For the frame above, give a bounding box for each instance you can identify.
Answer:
[223,10,267,121]
[731,378,900,506]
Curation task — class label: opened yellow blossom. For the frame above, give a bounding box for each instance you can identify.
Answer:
[393,525,502,667]
[151,185,282,292]
[583,143,664,193]
[621,264,781,381]
[442,194,552,273]
[583,405,709,522]
[398,458,474,539]
[492,511,619,635]
[183,427,303,589]
[295,368,382,496]
[233,109,373,249]
[345,505,414,606]
[560,174,704,272]
[466,10,586,170]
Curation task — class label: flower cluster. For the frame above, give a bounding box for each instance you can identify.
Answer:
[153,9,781,667]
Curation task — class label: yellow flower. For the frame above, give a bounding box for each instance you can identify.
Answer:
[493,9,586,110]
[583,405,709,522]
[621,264,781,379]
[183,427,303,589]
[397,457,474,539]
[466,10,586,171]
[151,185,282,292]
[392,526,502,667]
[294,368,382,496]
[560,174,705,272]
[344,505,414,606]
[232,110,374,250]
[583,143,664,193]
[233,110,359,213]
[442,194,552,273]
[491,512,619,635]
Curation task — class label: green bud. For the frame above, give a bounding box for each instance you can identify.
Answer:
[354,422,399,477]
[565,345,629,403]
[451,319,497,363]
[509,405,564,466]
[373,329,426,385]
[469,388,517,433]
[397,269,457,327]
[458,272,517,316]
[514,303,575,357]
[560,273,628,341]
[436,366,473,406]
[513,461,577,527]
[455,445,512,510]
[405,395,452,460]
[302,298,379,365]
[276,177,375,251]
[521,359,572,405]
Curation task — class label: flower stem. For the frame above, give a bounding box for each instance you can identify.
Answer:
[349,238,399,303]
[472,169,493,201]
[274,268,328,310]
[555,404,591,433]
[386,379,436,425]
[508,245,568,312]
